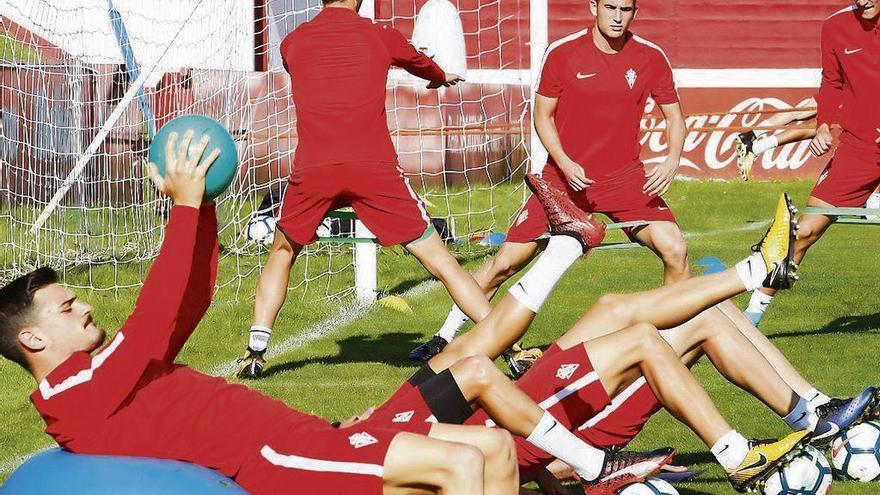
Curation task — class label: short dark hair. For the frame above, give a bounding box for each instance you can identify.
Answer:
[0,267,58,371]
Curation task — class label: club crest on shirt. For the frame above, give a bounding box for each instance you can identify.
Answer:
[393,411,415,423]
[349,432,379,449]
[625,68,637,89]
[556,363,579,380]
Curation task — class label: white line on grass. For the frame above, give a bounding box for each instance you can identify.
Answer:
[210,280,440,377]
[684,220,770,239]
[0,446,50,476]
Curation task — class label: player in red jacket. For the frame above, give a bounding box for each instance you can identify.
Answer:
[411,0,691,363]
[237,0,495,378]
[3,132,693,495]
[741,1,880,324]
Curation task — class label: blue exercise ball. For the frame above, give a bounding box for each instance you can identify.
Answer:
[148,115,239,201]
[1,448,248,494]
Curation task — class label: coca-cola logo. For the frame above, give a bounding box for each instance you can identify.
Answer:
[640,97,817,173]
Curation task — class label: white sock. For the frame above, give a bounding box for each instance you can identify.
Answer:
[526,411,606,481]
[711,430,750,470]
[745,289,774,314]
[435,304,469,342]
[784,395,819,431]
[509,236,583,313]
[735,253,768,292]
[248,325,272,352]
[752,135,779,155]
[806,388,832,409]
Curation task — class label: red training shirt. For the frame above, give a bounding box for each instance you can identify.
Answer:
[280,7,447,169]
[537,29,679,180]
[816,5,880,155]
[31,205,328,486]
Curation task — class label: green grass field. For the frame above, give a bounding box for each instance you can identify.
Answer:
[2,179,879,494]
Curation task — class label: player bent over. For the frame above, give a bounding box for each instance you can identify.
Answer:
[237,0,493,378]
[0,135,528,495]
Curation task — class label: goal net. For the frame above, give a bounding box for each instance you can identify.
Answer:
[0,0,530,303]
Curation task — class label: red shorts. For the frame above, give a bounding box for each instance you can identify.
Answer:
[810,146,880,207]
[236,421,427,495]
[277,162,431,246]
[507,164,677,243]
[575,378,661,450]
[467,344,611,476]
[367,380,438,433]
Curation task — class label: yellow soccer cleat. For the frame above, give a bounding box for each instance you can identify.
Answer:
[735,133,757,181]
[726,430,811,493]
[752,193,799,290]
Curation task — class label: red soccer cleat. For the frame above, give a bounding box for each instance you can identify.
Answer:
[581,447,676,495]
[525,174,606,255]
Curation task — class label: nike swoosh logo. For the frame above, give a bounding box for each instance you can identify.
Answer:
[576,72,597,79]
[544,420,558,435]
[794,412,807,424]
[844,48,862,55]
[735,452,769,474]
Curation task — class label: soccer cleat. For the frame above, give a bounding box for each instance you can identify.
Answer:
[582,447,675,495]
[726,430,811,492]
[752,193,799,290]
[524,174,606,254]
[735,131,758,181]
[408,335,449,362]
[813,387,879,446]
[236,347,267,379]
[502,343,543,379]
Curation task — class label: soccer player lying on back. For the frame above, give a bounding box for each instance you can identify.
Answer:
[2,134,643,495]
[353,176,878,493]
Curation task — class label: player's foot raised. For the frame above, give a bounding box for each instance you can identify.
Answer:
[735,131,757,181]
[812,386,879,446]
[524,174,606,254]
[582,447,675,495]
[408,335,449,362]
[726,430,810,493]
[236,347,267,379]
[753,192,799,290]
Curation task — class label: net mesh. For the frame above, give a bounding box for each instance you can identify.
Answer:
[0,0,529,302]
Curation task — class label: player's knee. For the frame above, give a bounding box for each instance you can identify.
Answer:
[489,253,523,281]
[633,323,665,355]
[657,234,689,268]
[594,293,632,323]
[485,428,517,475]
[446,443,485,479]
[456,355,496,393]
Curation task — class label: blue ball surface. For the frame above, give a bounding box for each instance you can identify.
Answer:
[0,448,248,494]
[148,115,239,201]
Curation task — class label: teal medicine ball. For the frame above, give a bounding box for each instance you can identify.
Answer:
[148,115,239,201]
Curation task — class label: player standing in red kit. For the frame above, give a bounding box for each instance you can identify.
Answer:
[411,0,689,362]
[0,134,536,495]
[237,0,495,378]
[742,0,880,323]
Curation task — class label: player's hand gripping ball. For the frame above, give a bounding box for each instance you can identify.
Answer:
[148,115,239,201]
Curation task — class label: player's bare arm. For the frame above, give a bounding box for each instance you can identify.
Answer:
[644,102,685,197]
[534,93,593,190]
